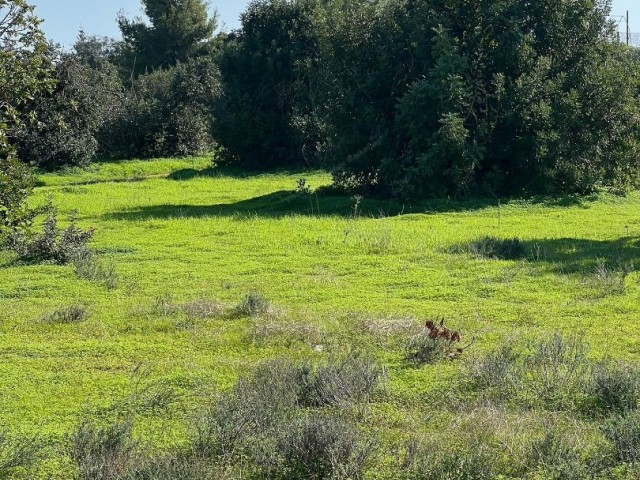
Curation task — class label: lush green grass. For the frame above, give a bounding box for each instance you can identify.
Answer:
[3,156,640,477]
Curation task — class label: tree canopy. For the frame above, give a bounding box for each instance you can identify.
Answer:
[118,0,218,74]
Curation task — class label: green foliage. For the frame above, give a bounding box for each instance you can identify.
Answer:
[279,413,376,480]
[226,0,640,198]
[117,0,217,74]
[589,361,640,414]
[103,56,220,159]
[603,412,640,464]
[152,0,640,197]
[7,207,94,264]
[213,0,319,169]
[69,420,136,480]
[15,45,124,169]
[0,0,53,151]
[0,154,36,241]
[0,0,52,243]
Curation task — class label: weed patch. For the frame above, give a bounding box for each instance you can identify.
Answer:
[42,304,88,324]
[465,236,525,260]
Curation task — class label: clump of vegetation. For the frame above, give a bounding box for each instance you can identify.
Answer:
[180,300,224,320]
[193,353,382,467]
[42,304,88,324]
[279,413,376,480]
[297,352,384,407]
[467,334,590,410]
[603,412,640,464]
[406,320,466,366]
[72,250,118,290]
[232,291,271,318]
[250,318,324,347]
[593,259,634,295]
[588,361,640,414]
[0,431,41,477]
[69,420,137,480]
[466,236,525,260]
[7,208,94,264]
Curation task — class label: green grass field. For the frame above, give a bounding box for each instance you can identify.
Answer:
[3,156,640,478]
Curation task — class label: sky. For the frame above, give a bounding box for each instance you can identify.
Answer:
[31,0,639,49]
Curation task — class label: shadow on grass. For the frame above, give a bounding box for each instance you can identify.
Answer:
[167,166,324,181]
[526,236,640,274]
[454,235,640,275]
[106,190,410,219]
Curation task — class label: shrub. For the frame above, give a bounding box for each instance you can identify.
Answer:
[0,431,40,477]
[279,413,376,480]
[523,334,590,410]
[468,334,591,411]
[193,353,383,460]
[298,352,384,407]
[0,154,38,245]
[250,318,324,346]
[42,304,88,324]
[193,360,300,458]
[101,57,219,160]
[123,455,219,480]
[232,291,271,318]
[405,320,465,366]
[603,412,640,464]
[69,420,136,480]
[466,236,525,260]
[14,50,123,169]
[588,361,640,414]
[531,422,603,480]
[213,0,318,169]
[404,438,495,480]
[180,300,225,320]
[7,208,94,264]
[467,343,518,392]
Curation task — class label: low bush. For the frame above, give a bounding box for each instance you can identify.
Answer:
[279,413,376,480]
[602,412,640,464]
[250,318,324,346]
[530,422,607,480]
[42,304,88,324]
[523,334,590,411]
[0,431,40,477]
[193,353,383,463]
[405,320,466,366]
[193,360,300,458]
[467,343,518,392]
[69,420,136,480]
[468,334,592,411]
[7,208,94,264]
[404,437,496,480]
[298,352,384,407]
[231,291,271,318]
[466,236,525,260]
[588,361,640,414]
[593,259,634,295]
[180,300,224,320]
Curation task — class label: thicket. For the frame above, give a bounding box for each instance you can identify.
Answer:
[4,0,640,217]
[214,0,640,198]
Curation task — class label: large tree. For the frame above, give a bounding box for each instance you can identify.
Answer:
[0,0,52,238]
[118,0,218,74]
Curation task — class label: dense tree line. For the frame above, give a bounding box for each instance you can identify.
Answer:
[3,0,640,201]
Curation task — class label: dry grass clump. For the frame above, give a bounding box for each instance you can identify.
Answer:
[250,317,325,346]
[360,315,422,342]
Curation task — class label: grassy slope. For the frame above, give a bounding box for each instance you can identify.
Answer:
[2,157,640,449]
